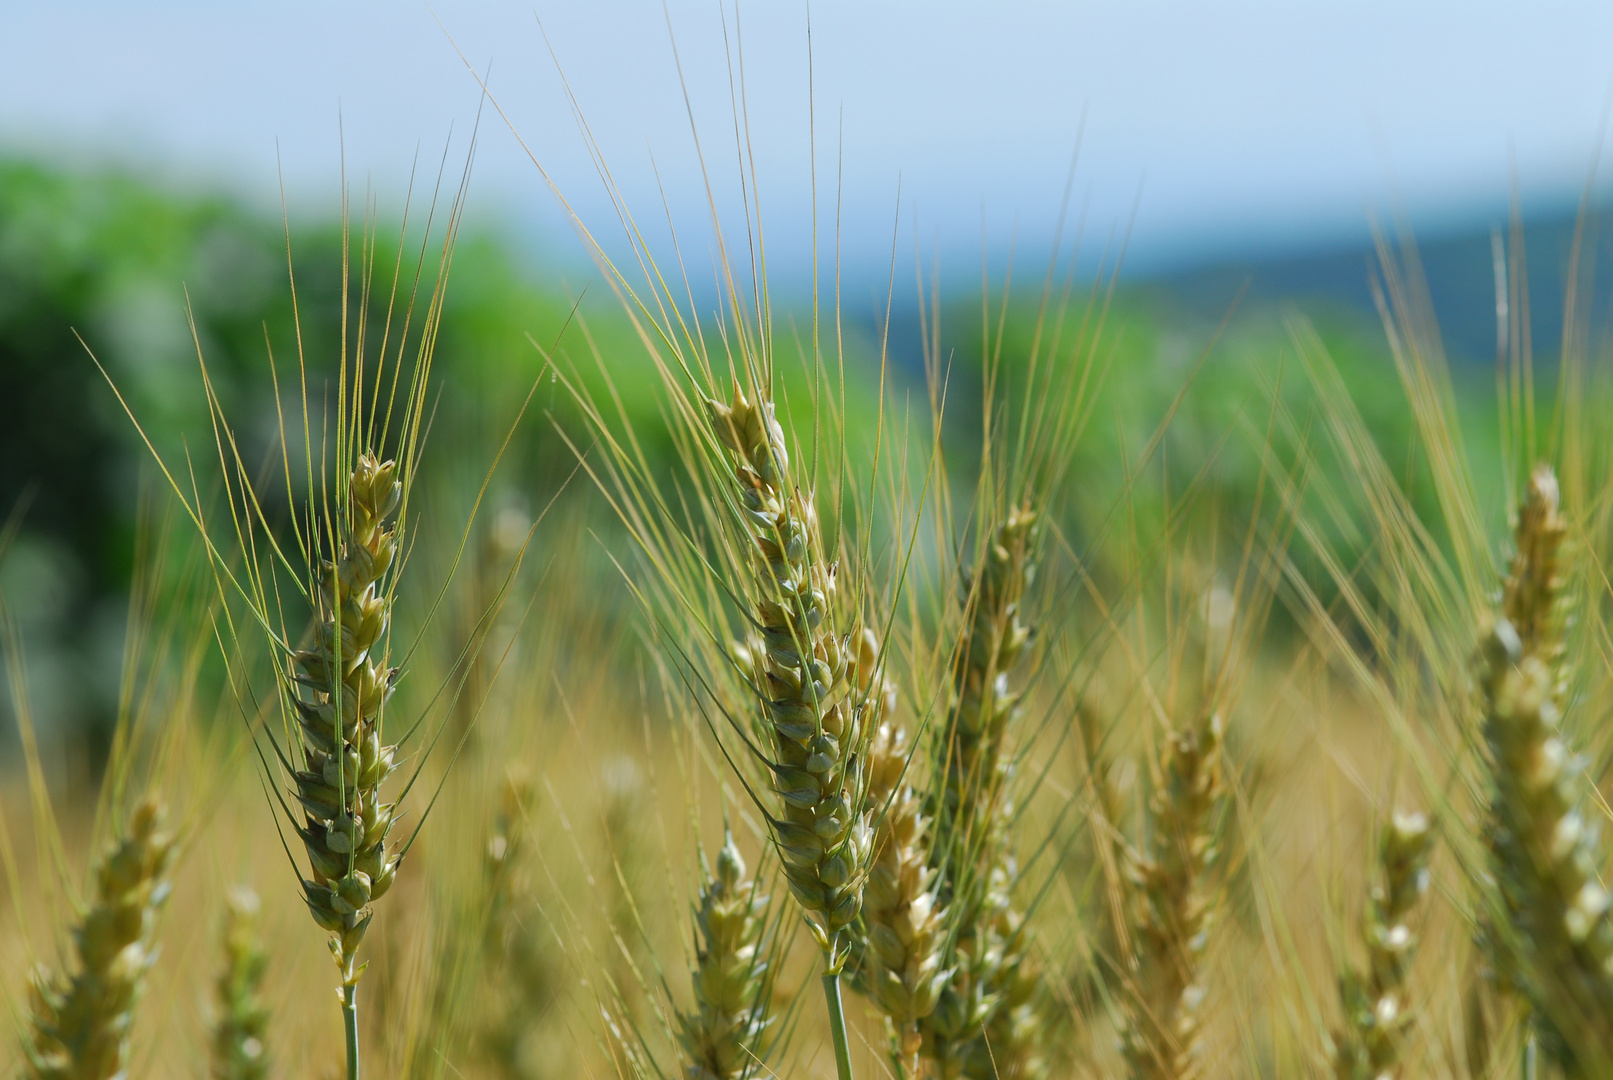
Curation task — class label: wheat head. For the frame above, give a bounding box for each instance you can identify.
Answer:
[706,385,876,970]
[1332,810,1433,1080]
[24,796,175,1080]
[862,703,951,1078]
[211,886,270,1080]
[679,831,773,1080]
[1477,463,1613,1073]
[1121,714,1223,1080]
[290,451,403,992]
[922,507,1047,1080]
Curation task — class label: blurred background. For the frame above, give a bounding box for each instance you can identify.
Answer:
[2,0,1611,752]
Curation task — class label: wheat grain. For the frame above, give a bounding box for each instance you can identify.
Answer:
[24,796,175,1080]
[211,886,270,1080]
[1332,810,1433,1080]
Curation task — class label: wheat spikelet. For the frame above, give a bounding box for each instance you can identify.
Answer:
[1332,811,1433,1080]
[922,507,1046,1080]
[705,385,876,969]
[289,451,402,994]
[24,796,175,1080]
[679,831,773,1080]
[1477,463,1613,1072]
[211,887,270,1080]
[861,709,950,1079]
[1121,714,1223,1080]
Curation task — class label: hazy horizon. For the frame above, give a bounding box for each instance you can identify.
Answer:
[5,2,1611,288]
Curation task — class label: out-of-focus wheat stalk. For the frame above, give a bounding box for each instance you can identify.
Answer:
[24,797,175,1080]
[1476,464,1613,1074]
[679,831,774,1080]
[1332,811,1433,1080]
[1120,714,1223,1080]
[922,508,1047,1080]
[211,886,271,1080]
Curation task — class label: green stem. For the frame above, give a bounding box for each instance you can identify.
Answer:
[343,982,360,1080]
[822,969,855,1080]
[1521,1029,1537,1080]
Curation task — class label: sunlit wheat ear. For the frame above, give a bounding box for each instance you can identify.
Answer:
[858,678,951,1079]
[705,385,876,969]
[24,796,175,1080]
[921,507,1046,1080]
[212,887,271,1080]
[1332,811,1433,1080]
[937,506,1039,854]
[289,452,402,1001]
[679,831,774,1080]
[1121,714,1224,1080]
[1476,463,1613,1073]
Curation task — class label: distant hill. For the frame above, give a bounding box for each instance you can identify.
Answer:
[1136,203,1613,366]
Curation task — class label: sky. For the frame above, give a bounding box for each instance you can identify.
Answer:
[4,1,1613,291]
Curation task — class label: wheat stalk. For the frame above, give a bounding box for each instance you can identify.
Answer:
[705,384,878,1080]
[1121,714,1223,1080]
[478,775,562,1079]
[24,796,175,1080]
[1332,811,1433,1080]
[679,831,774,1080]
[211,886,271,1080]
[922,507,1046,1080]
[861,698,951,1078]
[289,451,403,1075]
[1477,463,1613,1073]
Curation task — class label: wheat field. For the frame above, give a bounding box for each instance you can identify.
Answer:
[5,33,1613,1080]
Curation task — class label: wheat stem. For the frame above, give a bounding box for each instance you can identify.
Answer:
[343,984,359,1080]
[823,971,856,1080]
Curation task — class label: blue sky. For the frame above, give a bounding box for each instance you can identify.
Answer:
[4,2,1612,287]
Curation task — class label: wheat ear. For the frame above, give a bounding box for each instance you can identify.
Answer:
[1477,464,1613,1072]
[24,796,175,1080]
[289,451,402,1074]
[680,831,774,1080]
[479,775,561,1078]
[211,886,270,1080]
[862,708,951,1079]
[1332,811,1433,1080]
[1121,714,1223,1080]
[706,385,876,1080]
[922,507,1046,1080]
